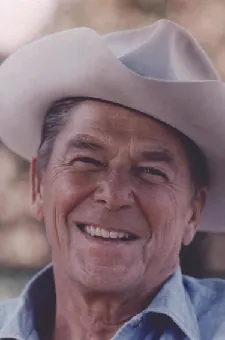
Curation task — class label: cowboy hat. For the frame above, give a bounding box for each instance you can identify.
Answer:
[0,19,224,232]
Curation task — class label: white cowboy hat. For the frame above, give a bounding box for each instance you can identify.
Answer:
[0,19,224,233]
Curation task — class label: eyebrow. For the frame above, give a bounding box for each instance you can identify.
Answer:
[65,134,105,153]
[65,135,174,164]
[139,149,174,164]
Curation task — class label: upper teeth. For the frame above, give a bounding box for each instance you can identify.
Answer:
[83,225,130,239]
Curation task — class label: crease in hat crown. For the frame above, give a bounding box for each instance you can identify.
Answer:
[104,19,220,81]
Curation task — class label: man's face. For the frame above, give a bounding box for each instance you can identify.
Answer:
[33,100,205,293]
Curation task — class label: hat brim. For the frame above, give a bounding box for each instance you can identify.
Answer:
[0,28,225,232]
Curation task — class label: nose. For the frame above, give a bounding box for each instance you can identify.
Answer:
[93,171,134,211]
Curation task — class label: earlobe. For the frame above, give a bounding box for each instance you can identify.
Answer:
[31,193,44,221]
[182,187,208,246]
[182,224,197,246]
[30,157,44,221]
[182,205,199,246]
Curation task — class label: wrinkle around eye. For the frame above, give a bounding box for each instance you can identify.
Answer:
[68,156,106,171]
[134,166,169,183]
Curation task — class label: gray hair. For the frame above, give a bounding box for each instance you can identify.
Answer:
[37,97,83,179]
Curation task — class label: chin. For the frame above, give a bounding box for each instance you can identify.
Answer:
[69,262,133,293]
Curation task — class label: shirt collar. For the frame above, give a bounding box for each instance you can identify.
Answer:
[0,264,54,340]
[0,265,200,340]
[143,267,200,340]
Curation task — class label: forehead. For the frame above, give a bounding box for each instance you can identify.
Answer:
[69,100,166,137]
[57,100,188,163]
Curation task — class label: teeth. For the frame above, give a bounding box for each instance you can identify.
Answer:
[95,227,101,236]
[90,226,95,237]
[101,229,110,238]
[109,231,119,238]
[86,226,91,234]
[119,232,125,238]
[83,225,131,240]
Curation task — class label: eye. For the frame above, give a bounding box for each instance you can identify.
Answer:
[135,166,168,182]
[70,157,105,170]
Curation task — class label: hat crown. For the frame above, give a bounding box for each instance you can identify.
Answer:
[104,19,220,81]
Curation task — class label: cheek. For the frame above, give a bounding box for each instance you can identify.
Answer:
[42,171,96,252]
[142,182,191,228]
[138,186,187,266]
[139,186,180,230]
[43,170,96,214]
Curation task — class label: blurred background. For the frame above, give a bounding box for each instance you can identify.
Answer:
[1,0,225,300]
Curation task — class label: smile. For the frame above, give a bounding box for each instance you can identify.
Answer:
[76,223,138,241]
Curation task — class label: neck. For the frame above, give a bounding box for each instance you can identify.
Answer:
[53,296,140,340]
[52,266,158,340]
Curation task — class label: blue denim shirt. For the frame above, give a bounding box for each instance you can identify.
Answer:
[0,265,225,340]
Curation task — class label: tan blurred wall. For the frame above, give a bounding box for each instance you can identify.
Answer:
[1,0,225,298]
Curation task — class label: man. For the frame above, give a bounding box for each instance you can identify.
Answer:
[0,19,225,340]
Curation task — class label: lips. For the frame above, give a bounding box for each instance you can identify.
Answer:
[76,223,138,241]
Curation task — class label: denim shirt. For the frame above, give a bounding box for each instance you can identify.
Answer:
[0,265,225,340]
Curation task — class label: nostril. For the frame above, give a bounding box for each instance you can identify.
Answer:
[94,190,134,211]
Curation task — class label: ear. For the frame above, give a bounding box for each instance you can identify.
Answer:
[182,187,208,246]
[30,157,44,221]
